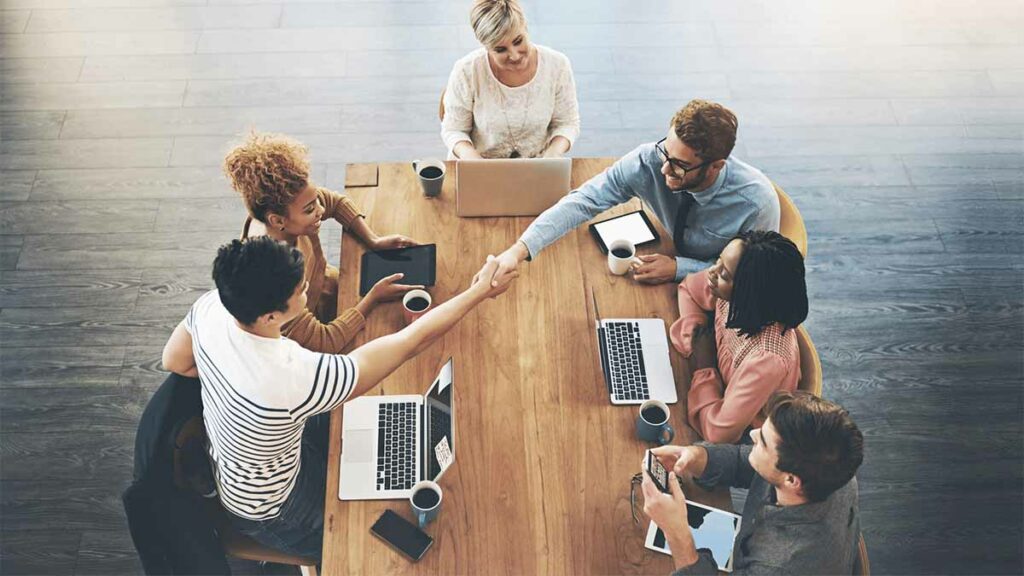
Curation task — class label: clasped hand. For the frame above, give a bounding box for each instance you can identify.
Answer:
[472,255,518,299]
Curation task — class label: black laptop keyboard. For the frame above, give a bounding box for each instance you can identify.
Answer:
[426,405,451,477]
[605,321,650,401]
[376,402,417,491]
[430,405,451,447]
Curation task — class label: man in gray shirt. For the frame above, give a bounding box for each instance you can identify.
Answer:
[489,99,780,286]
[642,391,864,575]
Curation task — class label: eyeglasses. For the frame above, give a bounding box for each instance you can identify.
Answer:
[655,137,713,179]
[629,473,644,524]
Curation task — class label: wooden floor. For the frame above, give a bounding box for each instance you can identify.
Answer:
[0,0,1021,574]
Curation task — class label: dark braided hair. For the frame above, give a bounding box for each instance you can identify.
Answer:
[213,237,305,325]
[725,230,808,338]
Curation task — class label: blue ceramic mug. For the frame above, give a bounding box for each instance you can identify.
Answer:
[636,399,675,445]
[410,480,443,529]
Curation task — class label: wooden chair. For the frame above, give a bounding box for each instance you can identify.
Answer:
[773,182,808,258]
[853,533,871,575]
[439,89,446,121]
[174,417,319,576]
[795,325,822,398]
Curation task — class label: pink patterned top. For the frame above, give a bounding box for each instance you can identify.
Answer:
[669,270,800,443]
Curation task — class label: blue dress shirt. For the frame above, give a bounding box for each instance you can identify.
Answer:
[519,143,781,281]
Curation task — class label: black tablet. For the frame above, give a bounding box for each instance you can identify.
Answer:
[359,244,437,296]
[588,210,660,254]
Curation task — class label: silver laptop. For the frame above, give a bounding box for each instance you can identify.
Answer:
[593,293,678,405]
[456,157,572,217]
[339,358,454,500]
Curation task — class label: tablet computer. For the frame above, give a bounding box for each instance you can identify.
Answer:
[359,244,437,296]
[644,501,742,572]
[588,210,660,254]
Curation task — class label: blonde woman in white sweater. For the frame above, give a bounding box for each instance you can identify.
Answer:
[441,0,580,160]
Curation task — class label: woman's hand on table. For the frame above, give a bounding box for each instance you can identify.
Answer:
[368,234,419,251]
[357,273,422,315]
[688,324,717,373]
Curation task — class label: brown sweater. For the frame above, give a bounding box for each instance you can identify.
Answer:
[241,187,367,354]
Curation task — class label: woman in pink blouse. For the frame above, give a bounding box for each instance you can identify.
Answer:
[670,230,808,443]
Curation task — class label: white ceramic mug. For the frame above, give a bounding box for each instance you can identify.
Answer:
[607,238,643,276]
[402,289,433,324]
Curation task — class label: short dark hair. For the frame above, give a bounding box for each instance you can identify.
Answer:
[670,99,738,161]
[212,237,305,325]
[726,230,808,338]
[766,391,864,502]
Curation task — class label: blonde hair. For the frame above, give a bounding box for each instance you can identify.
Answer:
[223,131,311,223]
[470,0,527,50]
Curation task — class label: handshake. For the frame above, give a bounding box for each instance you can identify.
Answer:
[478,240,681,289]
[469,254,520,300]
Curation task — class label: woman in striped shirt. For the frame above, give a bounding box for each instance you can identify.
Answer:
[162,237,515,559]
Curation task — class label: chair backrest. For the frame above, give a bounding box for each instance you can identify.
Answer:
[795,325,822,397]
[853,532,870,575]
[173,417,318,574]
[773,182,808,258]
[439,89,446,121]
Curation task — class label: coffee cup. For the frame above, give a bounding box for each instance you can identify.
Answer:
[607,238,643,276]
[636,399,675,445]
[412,159,445,198]
[402,289,432,324]
[410,480,442,529]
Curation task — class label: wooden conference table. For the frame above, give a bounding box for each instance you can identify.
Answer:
[324,159,729,575]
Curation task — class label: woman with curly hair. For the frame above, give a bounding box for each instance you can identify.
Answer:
[225,131,420,353]
[670,230,809,444]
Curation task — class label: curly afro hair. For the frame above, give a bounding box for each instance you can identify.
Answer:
[223,131,311,224]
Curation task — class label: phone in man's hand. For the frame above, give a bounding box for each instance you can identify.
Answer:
[645,449,671,494]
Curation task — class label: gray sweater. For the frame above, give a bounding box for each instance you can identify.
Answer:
[672,444,860,576]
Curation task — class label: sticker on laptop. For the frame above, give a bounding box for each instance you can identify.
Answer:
[434,436,453,469]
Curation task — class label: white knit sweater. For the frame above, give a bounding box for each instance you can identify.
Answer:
[441,44,580,159]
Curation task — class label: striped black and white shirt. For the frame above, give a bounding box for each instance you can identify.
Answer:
[184,290,358,521]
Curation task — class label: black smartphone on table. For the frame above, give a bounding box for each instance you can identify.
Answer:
[645,450,670,494]
[370,510,434,562]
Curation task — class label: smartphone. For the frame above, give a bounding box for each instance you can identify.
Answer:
[370,510,434,562]
[645,450,670,494]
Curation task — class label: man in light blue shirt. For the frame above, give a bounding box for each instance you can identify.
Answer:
[490,100,780,285]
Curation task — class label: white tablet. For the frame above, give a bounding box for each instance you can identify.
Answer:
[588,210,660,254]
[645,501,743,572]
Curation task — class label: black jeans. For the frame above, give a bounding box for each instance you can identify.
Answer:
[227,413,331,561]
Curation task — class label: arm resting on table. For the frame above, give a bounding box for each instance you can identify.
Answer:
[688,352,789,444]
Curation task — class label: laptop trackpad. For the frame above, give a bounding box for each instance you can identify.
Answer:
[343,430,375,463]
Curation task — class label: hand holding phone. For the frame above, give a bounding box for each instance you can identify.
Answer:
[645,450,670,494]
[370,510,434,562]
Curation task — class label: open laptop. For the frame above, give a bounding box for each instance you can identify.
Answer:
[339,358,454,500]
[593,292,678,405]
[456,157,572,217]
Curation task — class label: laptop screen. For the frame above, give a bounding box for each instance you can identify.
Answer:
[424,358,454,482]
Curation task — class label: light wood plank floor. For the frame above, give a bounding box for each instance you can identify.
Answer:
[1,0,1022,574]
